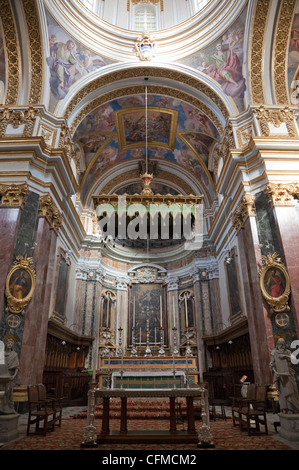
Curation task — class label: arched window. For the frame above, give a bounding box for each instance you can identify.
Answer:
[134,5,157,31]
[193,0,210,14]
[81,0,97,13]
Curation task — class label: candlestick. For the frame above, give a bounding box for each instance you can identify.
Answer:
[106,296,109,328]
[173,298,176,328]
[158,327,165,356]
[133,297,135,327]
[185,294,188,328]
[160,295,162,326]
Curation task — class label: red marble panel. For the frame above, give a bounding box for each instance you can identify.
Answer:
[0,207,21,322]
[18,217,57,385]
[238,216,273,383]
[274,206,299,331]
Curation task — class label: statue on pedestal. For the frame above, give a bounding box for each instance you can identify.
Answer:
[270,338,299,414]
[0,336,19,414]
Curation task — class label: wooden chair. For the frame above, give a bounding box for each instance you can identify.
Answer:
[37,384,63,428]
[239,385,268,435]
[232,383,256,427]
[27,385,56,436]
[208,382,227,421]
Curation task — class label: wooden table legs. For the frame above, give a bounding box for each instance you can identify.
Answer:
[169,396,176,433]
[99,395,198,442]
[120,397,127,433]
[101,397,110,434]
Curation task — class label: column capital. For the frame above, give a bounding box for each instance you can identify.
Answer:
[230,193,256,232]
[39,194,63,232]
[265,182,299,206]
[0,183,30,208]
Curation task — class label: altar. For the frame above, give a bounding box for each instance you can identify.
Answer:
[81,386,214,446]
[98,356,199,388]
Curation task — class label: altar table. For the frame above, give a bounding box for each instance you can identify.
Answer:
[94,388,202,444]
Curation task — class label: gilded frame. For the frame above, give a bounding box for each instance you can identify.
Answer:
[115,106,178,151]
[259,253,290,313]
[5,254,36,315]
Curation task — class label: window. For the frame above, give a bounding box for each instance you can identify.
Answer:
[81,0,97,13]
[134,5,157,31]
[193,0,210,14]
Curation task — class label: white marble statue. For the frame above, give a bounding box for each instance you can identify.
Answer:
[270,338,299,414]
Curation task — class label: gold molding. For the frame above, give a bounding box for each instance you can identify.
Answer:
[230,193,255,232]
[5,254,36,315]
[273,0,296,105]
[22,0,43,105]
[0,183,29,208]
[253,106,297,137]
[115,106,178,151]
[93,192,202,209]
[0,107,40,137]
[265,182,299,206]
[249,0,271,104]
[0,0,20,106]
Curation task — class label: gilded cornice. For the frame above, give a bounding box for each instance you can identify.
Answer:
[39,193,64,232]
[213,122,235,179]
[0,0,20,105]
[64,69,228,135]
[265,182,299,206]
[0,107,40,137]
[249,0,271,104]
[273,0,296,105]
[230,193,256,232]
[22,0,43,105]
[0,183,29,208]
[253,106,297,137]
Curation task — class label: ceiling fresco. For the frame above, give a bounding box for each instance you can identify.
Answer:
[73,94,220,205]
[45,9,115,113]
[179,4,248,113]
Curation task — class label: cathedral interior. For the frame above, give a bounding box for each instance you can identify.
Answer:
[1,0,299,449]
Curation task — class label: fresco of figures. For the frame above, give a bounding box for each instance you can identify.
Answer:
[179,5,247,112]
[74,94,219,204]
[45,9,113,112]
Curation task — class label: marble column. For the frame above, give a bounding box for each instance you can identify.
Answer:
[0,207,21,323]
[266,186,299,333]
[18,215,58,385]
[231,194,273,384]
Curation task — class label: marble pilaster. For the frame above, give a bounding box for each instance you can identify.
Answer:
[0,207,21,323]
[18,216,58,385]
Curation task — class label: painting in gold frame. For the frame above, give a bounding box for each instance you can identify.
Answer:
[259,253,290,314]
[5,254,36,315]
[116,107,178,151]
